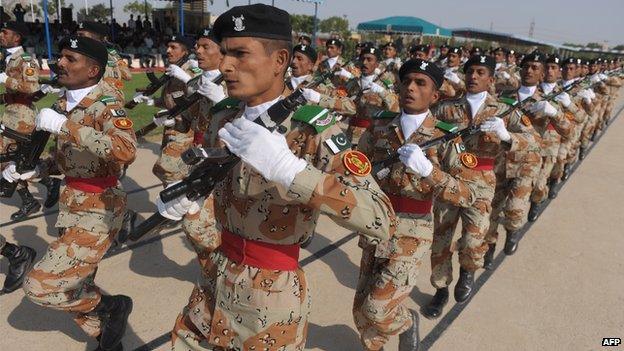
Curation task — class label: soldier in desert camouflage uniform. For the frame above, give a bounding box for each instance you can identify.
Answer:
[439,47,466,100]
[0,21,42,221]
[7,36,137,351]
[492,47,520,94]
[156,5,396,350]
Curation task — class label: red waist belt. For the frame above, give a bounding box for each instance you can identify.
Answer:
[3,93,34,106]
[193,131,204,145]
[65,176,118,193]
[473,157,495,171]
[219,229,300,271]
[350,116,372,128]
[546,123,556,131]
[387,194,432,214]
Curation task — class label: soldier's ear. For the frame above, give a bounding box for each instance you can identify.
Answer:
[274,48,289,76]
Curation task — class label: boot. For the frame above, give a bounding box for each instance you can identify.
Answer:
[454,268,474,303]
[1,243,36,294]
[398,309,419,351]
[504,230,520,255]
[590,130,598,142]
[561,164,572,181]
[10,187,41,222]
[93,295,133,351]
[40,177,62,208]
[548,180,560,199]
[579,147,588,160]
[528,201,541,222]
[115,210,137,246]
[300,232,315,249]
[421,288,449,320]
[94,336,123,351]
[483,244,496,270]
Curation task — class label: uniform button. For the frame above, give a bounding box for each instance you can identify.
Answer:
[277,125,287,134]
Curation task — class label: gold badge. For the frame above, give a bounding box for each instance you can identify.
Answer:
[460,152,478,168]
[25,68,35,76]
[564,111,575,121]
[113,118,133,130]
[521,115,532,127]
[343,150,371,176]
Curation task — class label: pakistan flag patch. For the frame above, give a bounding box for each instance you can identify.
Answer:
[325,132,351,154]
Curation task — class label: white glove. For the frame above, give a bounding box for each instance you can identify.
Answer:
[302,88,321,103]
[554,92,571,108]
[335,68,354,79]
[480,117,511,142]
[397,144,433,177]
[197,80,226,103]
[588,89,596,99]
[444,71,461,84]
[35,108,67,134]
[218,117,308,189]
[2,162,38,183]
[166,64,192,83]
[590,74,602,84]
[499,71,511,80]
[156,191,203,221]
[369,82,386,94]
[153,110,175,127]
[528,101,558,117]
[40,84,61,94]
[599,73,607,80]
[577,89,593,104]
[188,59,199,68]
[132,92,154,106]
[0,72,7,84]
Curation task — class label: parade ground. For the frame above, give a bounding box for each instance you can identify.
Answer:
[1,96,623,351]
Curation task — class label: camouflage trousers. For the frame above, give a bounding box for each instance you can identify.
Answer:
[23,185,126,337]
[485,175,535,244]
[0,234,6,250]
[181,195,221,268]
[353,214,432,351]
[531,155,557,203]
[1,104,37,192]
[171,249,310,351]
[552,124,581,180]
[152,127,194,185]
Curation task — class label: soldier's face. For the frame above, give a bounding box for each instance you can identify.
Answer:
[56,49,101,89]
[384,46,396,58]
[447,52,460,67]
[507,54,517,65]
[326,44,341,58]
[520,62,544,86]
[412,51,428,61]
[360,54,378,75]
[290,51,314,77]
[219,37,289,104]
[440,47,449,56]
[465,65,494,94]
[167,42,188,63]
[581,65,589,75]
[544,63,561,83]
[195,38,223,71]
[589,64,599,74]
[561,64,577,80]
[494,50,506,63]
[0,28,20,48]
[399,72,439,114]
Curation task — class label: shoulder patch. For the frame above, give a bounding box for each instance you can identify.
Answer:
[99,96,118,105]
[108,48,118,55]
[324,132,351,154]
[107,60,116,67]
[111,109,127,117]
[210,97,241,114]
[21,53,32,61]
[372,110,400,119]
[498,96,518,106]
[113,118,133,130]
[435,121,459,133]
[292,105,335,134]
[191,67,203,74]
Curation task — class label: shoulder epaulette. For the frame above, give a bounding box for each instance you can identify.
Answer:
[191,67,202,74]
[292,105,336,134]
[498,96,518,106]
[21,53,32,61]
[435,121,458,133]
[107,48,118,55]
[431,97,462,113]
[210,97,240,113]
[99,95,118,105]
[372,110,400,119]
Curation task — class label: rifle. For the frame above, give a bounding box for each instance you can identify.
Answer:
[134,74,224,139]
[129,66,345,241]
[0,124,51,197]
[124,54,190,110]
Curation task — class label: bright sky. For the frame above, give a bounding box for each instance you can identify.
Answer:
[63,0,624,46]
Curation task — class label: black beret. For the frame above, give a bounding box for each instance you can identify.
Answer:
[581,59,590,66]
[409,44,429,54]
[545,55,561,65]
[360,45,381,59]
[383,42,396,49]
[169,35,196,50]
[521,52,546,66]
[399,59,444,88]
[508,49,516,55]
[293,44,316,63]
[59,36,108,68]
[355,42,366,49]
[439,44,449,49]
[212,4,292,42]
[470,47,482,55]
[448,46,462,55]
[2,21,29,37]
[298,35,311,43]
[463,55,496,74]
[562,57,579,66]
[77,21,109,37]
[326,38,343,48]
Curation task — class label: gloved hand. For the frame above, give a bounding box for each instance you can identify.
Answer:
[218,117,308,188]
[599,73,608,80]
[554,92,572,107]
[36,108,67,134]
[397,144,433,177]
[444,70,461,84]
[197,79,226,103]
[2,162,38,183]
[153,110,175,127]
[0,72,7,84]
[188,59,199,68]
[156,190,203,221]
[577,89,593,104]
[496,71,511,80]
[528,100,558,117]
[480,117,511,142]
[40,84,61,95]
[132,92,154,106]
[166,64,192,83]
[335,68,353,79]
[590,74,602,84]
[369,82,386,94]
[302,88,321,103]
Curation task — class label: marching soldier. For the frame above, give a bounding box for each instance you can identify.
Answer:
[440,47,465,100]
[161,5,396,350]
[0,235,35,294]
[434,44,450,67]
[492,47,520,93]
[578,59,605,159]
[318,38,345,73]
[381,41,402,83]
[409,44,430,61]
[0,21,42,221]
[6,36,137,351]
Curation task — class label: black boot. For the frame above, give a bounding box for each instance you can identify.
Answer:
[504,230,520,255]
[483,244,496,270]
[454,268,474,303]
[562,164,572,181]
[94,336,123,351]
[398,309,419,351]
[579,147,588,160]
[40,177,62,208]
[1,243,36,294]
[421,288,449,320]
[115,210,137,246]
[590,130,598,142]
[11,187,41,222]
[528,201,541,222]
[300,232,315,249]
[548,180,560,199]
[93,295,133,350]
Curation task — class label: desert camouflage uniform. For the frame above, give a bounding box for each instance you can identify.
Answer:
[22,81,137,337]
[580,75,609,149]
[285,73,356,116]
[432,93,537,285]
[0,234,5,249]
[440,66,465,100]
[378,58,401,89]
[598,75,622,128]
[171,101,397,351]
[493,62,520,94]
[352,111,483,350]
[102,47,132,99]
[152,61,201,185]
[0,47,40,194]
